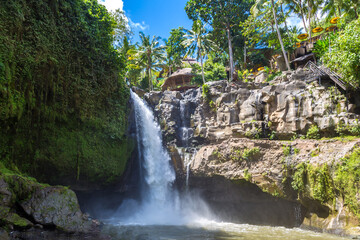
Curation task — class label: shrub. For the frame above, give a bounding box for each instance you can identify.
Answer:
[245,127,262,139]
[306,125,321,139]
[322,18,360,88]
[230,147,260,162]
[204,61,227,81]
[202,84,210,100]
[282,145,291,157]
[242,147,260,160]
[244,169,252,182]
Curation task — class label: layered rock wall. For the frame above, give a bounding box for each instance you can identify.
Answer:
[145,69,360,236]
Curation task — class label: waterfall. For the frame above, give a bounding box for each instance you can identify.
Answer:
[113,91,212,226]
[116,91,181,224]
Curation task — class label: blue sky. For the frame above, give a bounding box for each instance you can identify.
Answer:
[100,0,193,43]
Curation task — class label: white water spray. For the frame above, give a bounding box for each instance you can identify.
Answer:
[113,91,212,225]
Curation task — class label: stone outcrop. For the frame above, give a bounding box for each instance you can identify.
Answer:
[0,173,99,234]
[189,138,360,236]
[145,69,360,237]
[145,69,359,147]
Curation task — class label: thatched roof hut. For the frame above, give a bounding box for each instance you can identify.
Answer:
[182,58,200,66]
[161,68,196,91]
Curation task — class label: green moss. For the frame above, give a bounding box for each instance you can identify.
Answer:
[291,163,334,203]
[5,213,31,228]
[334,148,360,219]
[320,135,359,142]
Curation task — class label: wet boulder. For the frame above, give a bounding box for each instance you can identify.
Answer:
[20,186,96,233]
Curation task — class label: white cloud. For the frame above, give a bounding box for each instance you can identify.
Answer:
[100,0,123,12]
[129,20,149,31]
[101,0,149,32]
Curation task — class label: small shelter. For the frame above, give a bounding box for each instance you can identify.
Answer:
[182,58,200,66]
[161,68,197,91]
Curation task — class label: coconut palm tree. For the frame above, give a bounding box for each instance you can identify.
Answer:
[284,0,309,33]
[133,32,166,91]
[251,0,291,71]
[182,21,215,84]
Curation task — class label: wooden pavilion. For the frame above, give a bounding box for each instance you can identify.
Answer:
[161,68,197,91]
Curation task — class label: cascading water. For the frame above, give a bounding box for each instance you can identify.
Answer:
[113,91,209,225]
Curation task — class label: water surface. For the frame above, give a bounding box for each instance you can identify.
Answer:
[103,221,349,240]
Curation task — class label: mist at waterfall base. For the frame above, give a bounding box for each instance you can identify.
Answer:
[107,90,212,226]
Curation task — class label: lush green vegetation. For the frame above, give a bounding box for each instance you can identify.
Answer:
[284,146,360,219]
[0,0,131,186]
[322,18,360,87]
[117,0,360,91]
[291,163,334,203]
[335,148,360,218]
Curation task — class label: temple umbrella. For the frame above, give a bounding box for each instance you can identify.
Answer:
[330,17,340,24]
[312,27,324,33]
[297,33,309,40]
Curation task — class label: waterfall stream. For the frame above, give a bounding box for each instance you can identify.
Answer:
[113,91,207,225]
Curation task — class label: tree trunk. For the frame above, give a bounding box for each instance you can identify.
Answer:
[148,67,153,91]
[299,4,308,33]
[271,0,291,71]
[226,27,234,82]
[307,1,312,42]
[244,40,247,70]
[354,6,358,19]
[200,53,205,84]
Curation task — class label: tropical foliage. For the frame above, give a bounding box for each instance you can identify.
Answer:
[322,18,360,87]
[183,21,215,84]
[0,0,131,185]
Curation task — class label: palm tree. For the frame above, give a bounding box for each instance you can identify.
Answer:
[251,0,291,71]
[133,32,165,91]
[182,21,215,84]
[285,0,309,33]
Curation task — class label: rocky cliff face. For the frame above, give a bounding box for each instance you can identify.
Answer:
[145,69,360,236]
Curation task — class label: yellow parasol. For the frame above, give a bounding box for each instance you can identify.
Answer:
[258,67,265,72]
[330,17,340,24]
[312,27,324,33]
[297,33,309,40]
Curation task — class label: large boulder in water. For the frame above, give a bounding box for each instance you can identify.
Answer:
[20,186,96,233]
